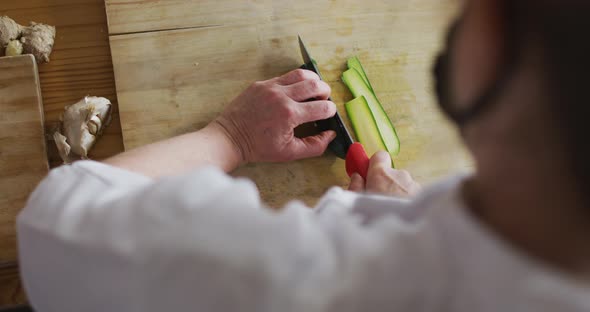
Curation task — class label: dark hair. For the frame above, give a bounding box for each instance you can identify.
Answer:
[510,1,590,197]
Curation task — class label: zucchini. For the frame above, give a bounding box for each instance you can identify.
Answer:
[345,96,387,158]
[342,67,400,156]
[347,56,374,92]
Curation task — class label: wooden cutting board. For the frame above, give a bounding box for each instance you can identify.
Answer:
[0,55,49,265]
[106,0,473,207]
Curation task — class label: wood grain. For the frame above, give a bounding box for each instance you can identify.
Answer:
[108,0,473,207]
[0,0,123,306]
[0,265,27,307]
[2,0,124,167]
[0,56,46,308]
[105,0,458,34]
[0,55,48,266]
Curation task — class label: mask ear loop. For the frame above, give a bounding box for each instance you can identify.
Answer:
[434,19,461,122]
[443,2,521,126]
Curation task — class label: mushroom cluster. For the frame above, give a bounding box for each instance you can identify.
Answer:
[54,96,113,163]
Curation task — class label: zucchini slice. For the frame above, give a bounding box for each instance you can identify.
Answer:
[345,96,387,158]
[342,68,401,156]
[347,56,374,92]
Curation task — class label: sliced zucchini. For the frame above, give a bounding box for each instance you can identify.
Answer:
[345,96,387,158]
[342,68,400,156]
[347,56,374,92]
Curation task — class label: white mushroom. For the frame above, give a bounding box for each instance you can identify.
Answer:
[53,132,72,164]
[54,96,112,163]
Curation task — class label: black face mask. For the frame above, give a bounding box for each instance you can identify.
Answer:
[433,18,518,127]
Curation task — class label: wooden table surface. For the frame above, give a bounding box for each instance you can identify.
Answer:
[106,0,470,207]
[0,0,122,307]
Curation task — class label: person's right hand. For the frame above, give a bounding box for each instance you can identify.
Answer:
[213,69,337,164]
[348,151,422,198]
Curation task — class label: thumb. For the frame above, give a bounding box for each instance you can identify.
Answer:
[288,130,337,160]
[348,173,365,192]
[366,151,393,192]
[369,151,392,171]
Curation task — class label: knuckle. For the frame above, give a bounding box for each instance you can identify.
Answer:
[307,78,321,91]
[318,101,334,116]
[292,69,308,80]
[250,80,265,89]
[320,80,330,91]
[309,79,330,95]
[319,102,330,115]
[320,80,331,93]
[279,103,296,119]
[265,87,284,102]
[308,71,321,80]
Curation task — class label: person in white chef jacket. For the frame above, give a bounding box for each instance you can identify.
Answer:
[17,1,590,311]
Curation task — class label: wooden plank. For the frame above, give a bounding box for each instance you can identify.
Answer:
[0,265,27,307]
[109,1,473,207]
[105,0,457,35]
[0,1,122,306]
[0,55,48,267]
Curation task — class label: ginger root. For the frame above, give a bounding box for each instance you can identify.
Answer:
[54,96,113,164]
[0,16,22,54]
[20,22,56,63]
[0,15,55,63]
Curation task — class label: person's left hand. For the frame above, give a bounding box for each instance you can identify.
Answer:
[213,69,338,164]
[348,151,422,198]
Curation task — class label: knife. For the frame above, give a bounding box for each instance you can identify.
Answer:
[298,36,370,179]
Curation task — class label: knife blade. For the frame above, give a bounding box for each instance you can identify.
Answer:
[298,36,353,159]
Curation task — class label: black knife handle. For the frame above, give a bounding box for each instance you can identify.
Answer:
[299,64,353,159]
[316,110,354,159]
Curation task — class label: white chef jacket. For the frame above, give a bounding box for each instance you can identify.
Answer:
[17,161,590,311]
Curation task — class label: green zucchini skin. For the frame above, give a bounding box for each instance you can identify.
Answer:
[342,67,401,156]
[345,96,387,158]
[347,56,374,92]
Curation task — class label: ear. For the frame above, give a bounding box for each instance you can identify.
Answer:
[452,0,508,109]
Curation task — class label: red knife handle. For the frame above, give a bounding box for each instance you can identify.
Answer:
[345,143,370,180]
